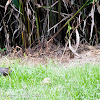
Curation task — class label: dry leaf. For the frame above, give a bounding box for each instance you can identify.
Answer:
[5,0,12,13]
[69,29,80,57]
[89,5,95,40]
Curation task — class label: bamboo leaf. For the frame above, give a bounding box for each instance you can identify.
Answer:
[12,0,19,9]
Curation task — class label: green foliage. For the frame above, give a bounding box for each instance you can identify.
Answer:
[67,23,72,34]
[12,0,19,9]
[87,0,93,5]
[0,48,6,52]
[87,0,97,5]
[98,31,100,34]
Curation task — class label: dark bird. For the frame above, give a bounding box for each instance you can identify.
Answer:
[0,67,12,76]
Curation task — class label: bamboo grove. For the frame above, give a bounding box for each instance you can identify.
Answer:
[0,0,100,52]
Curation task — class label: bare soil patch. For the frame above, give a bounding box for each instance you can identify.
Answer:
[0,45,100,67]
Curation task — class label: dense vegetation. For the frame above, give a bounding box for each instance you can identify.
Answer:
[0,0,100,52]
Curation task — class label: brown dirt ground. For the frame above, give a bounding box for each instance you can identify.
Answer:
[0,45,100,67]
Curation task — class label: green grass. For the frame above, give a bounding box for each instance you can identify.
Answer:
[0,61,100,100]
